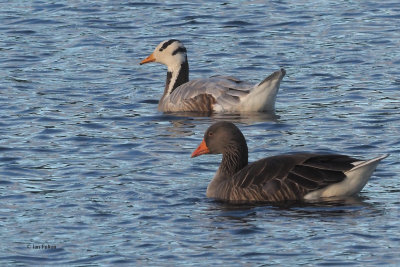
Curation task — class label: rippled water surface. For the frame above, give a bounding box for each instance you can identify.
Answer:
[1,1,400,266]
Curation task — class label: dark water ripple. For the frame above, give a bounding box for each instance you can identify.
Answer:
[1,0,400,266]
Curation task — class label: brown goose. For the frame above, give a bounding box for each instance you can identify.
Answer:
[191,121,388,202]
[140,39,285,113]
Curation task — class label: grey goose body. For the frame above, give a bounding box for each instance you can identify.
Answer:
[140,40,285,113]
[191,121,388,203]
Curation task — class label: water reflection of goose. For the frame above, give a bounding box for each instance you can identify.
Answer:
[140,39,285,113]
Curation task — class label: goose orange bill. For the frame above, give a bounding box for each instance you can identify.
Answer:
[191,139,210,158]
[140,53,156,65]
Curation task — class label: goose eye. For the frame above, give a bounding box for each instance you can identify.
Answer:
[208,132,213,137]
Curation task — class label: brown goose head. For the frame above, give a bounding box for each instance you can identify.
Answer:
[191,121,249,176]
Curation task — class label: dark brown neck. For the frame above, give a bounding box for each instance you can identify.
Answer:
[219,143,248,177]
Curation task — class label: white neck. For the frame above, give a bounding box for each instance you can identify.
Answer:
[162,60,189,97]
[166,64,182,94]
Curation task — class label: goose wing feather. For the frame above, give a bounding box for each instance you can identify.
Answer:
[165,76,253,111]
[230,154,357,201]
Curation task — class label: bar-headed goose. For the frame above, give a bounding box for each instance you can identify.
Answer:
[191,121,388,202]
[140,39,285,113]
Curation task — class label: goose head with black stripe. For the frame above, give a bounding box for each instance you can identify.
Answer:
[191,121,388,203]
[140,40,189,100]
[140,40,286,113]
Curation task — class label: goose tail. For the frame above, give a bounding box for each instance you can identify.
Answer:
[306,154,389,200]
[240,68,286,112]
[341,154,389,196]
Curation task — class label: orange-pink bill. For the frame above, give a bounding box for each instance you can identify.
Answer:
[191,139,210,158]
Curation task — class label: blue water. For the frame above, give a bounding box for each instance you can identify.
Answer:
[1,1,399,266]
